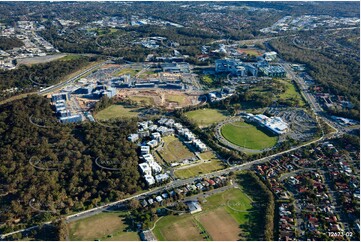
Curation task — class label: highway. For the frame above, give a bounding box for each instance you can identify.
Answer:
[280,62,356,137]
[38,60,109,96]
[281,63,323,113]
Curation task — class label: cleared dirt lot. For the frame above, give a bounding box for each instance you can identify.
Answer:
[17,53,67,65]
[116,89,200,110]
[198,207,241,241]
[153,215,205,241]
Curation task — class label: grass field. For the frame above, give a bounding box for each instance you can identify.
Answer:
[158,136,195,163]
[198,151,216,161]
[185,108,229,127]
[115,68,139,77]
[164,93,186,105]
[276,79,306,106]
[68,211,139,241]
[129,96,155,106]
[153,186,255,241]
[174,153,224,179]
[200,75,215,86]
[95,104,140,120]
[138,70,157,79]
[221,121,278,150]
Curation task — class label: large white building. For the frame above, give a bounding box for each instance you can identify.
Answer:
[142,154,162,173]
[141,145,150,155]
[193,139,207,152]
[215,59,245,75]
[155,173,170,183]
[264,51,278,61]
[144,175,155,186]
[139,163,152,176]
[247,113,289,135]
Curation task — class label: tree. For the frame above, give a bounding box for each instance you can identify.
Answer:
[129,199,140,210]
[55,218,69,241]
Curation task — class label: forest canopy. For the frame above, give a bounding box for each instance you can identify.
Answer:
[0,36,24,50]
[0,95,142,233]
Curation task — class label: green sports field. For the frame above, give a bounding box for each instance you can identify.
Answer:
[185,108,229,127]
[221,121,278,150]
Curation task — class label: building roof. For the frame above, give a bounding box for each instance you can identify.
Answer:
[139,163,151,172]
[187,201,202,214]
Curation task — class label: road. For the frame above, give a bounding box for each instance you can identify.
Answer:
[0,49,344,241]
[57,61,343,228]
[281,63,323,113]
[1,121,339,240]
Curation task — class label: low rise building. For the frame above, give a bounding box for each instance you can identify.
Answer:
[264,51,278,61]
[193,139,207,152]
[128,133,139,142]
[156,126,174,136]
[144,175,155,186]
[215,59,246,75]
[138,130,150,138]
[259,65,286,77]
[142,154,162,173]
[59,114,83,123]
[155,195,163,202]
[51,92,70,102]
[155,173,170,183]
[186,201,202,214]
[151,132,162,142]
[139,163,152,176]
[147,139,158,148]
[148,124,158,131]
[141,145,150,155]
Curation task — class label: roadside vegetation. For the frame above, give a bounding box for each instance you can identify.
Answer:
[0,36,24,50]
